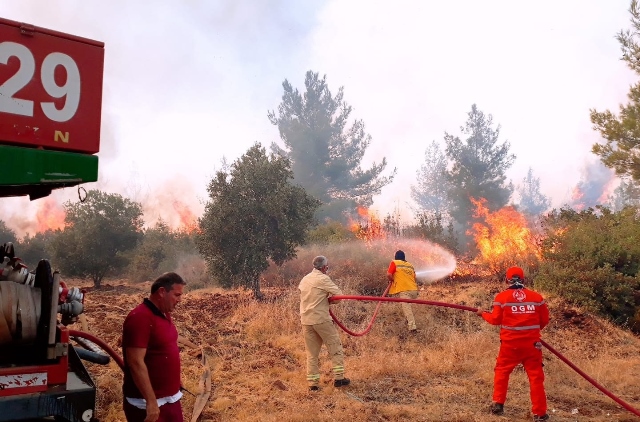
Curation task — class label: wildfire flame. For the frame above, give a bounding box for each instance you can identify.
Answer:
[172,200,198,233]
[35,197,66,232]
[469,197,539,273]
[350,206,385,242]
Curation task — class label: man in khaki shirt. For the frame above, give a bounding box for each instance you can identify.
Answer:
[299,255,350,391]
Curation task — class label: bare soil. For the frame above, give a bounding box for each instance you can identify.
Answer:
[71,279,640,422]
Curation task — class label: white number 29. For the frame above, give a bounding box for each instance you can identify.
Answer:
[0,41,81,122]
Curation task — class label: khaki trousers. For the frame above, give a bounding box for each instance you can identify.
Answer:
[394,290,419,330]
[302,321,345,386]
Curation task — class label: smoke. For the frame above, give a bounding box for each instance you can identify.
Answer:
[568,160,617,210]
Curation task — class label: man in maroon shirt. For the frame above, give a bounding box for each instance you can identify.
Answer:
[122,272,186,422]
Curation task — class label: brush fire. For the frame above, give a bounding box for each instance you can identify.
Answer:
[469,197,540,274]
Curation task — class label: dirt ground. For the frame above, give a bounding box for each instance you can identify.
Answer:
[72,278,640,422]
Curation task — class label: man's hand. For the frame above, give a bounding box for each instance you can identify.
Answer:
[125,347,159,422]
[145,400,160,422]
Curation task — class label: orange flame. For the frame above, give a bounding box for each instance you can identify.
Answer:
[469,197,539,273]
[350,206,385,242]
[35,197,65,232]
[172,200,198,233]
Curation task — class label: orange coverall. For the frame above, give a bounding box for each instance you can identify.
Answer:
[481,285,550,416]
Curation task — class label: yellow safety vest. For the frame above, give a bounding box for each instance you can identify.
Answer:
[389,260,417,295]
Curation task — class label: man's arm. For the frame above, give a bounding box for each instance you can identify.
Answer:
[321,276,342,296]
[386,261,396,283]
[477,298,503,326]
[125,347,160,422]
[539,301,550,330]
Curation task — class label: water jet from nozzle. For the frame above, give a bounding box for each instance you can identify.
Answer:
[415,267,454,283]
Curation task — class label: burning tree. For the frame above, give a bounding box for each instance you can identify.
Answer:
[444,105,515,246]
[350,207,385,242]
[469,197,540,275]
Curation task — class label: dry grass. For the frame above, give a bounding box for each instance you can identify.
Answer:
[70,274,640,422]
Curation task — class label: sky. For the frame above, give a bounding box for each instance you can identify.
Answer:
[0,0,637,236]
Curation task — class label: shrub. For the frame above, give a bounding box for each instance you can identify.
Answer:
[306,221,356,244]
[262,238,457,296]
[536,206,640,331]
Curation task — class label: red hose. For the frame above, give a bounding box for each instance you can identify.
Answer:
[329,294,640,419]
[540,339,640,418]
[69,329,125,371]
[328,284,392,336]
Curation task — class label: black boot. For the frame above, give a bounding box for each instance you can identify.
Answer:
[334,378,351,387]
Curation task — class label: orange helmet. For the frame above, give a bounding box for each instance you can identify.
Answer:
[506,266,524,282]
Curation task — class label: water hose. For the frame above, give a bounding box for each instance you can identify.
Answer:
[328,284,392,336]
[68,329,124,370]
[540,339,640,418]
[329,294,640,418]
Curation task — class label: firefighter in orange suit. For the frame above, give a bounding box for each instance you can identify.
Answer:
[476,266,550,422]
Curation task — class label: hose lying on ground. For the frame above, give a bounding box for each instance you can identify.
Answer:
[329,294,640,419]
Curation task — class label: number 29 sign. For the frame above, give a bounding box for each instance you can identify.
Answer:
[0,17,104,154]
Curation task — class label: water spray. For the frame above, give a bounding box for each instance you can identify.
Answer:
[414,267,453,281]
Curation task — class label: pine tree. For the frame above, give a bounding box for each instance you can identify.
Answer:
[268,71,395,221]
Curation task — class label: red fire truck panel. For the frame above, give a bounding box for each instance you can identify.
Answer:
[0,18,104,154]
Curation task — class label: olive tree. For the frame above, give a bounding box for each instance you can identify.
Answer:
[49,190,143,287]
[197,143,320,298]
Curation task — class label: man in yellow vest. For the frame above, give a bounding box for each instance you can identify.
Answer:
[387,250,419,332]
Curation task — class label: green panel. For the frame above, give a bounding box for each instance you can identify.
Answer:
[0,145,98,185]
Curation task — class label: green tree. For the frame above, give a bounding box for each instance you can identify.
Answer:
[445,104,515,238]
[536,206,640,331]
[50,190,143,287]
[268,71,395,221]
[306,221,355,244]
[128,220,176,282]
[517,168,551,216]
[608,178,640,211]
[19,230,58,268]
[197,143,320,299]
[406,211,458,253]
[411,140,451,216]
[591,0,640,182]
[0,220,17,245]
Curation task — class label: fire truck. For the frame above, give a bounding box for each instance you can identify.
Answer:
[0,17,118,421]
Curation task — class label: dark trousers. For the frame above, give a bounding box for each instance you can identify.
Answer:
[123,399,184,422]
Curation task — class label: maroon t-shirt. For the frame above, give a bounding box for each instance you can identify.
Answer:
[122,299,181,399]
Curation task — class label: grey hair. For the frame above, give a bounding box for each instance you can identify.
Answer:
[312,255,328,270]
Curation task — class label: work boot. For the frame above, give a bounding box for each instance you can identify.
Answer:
[334,378,351,387]
[490,402,504,415]
[309,386,320,392]
[533,414,549,421]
